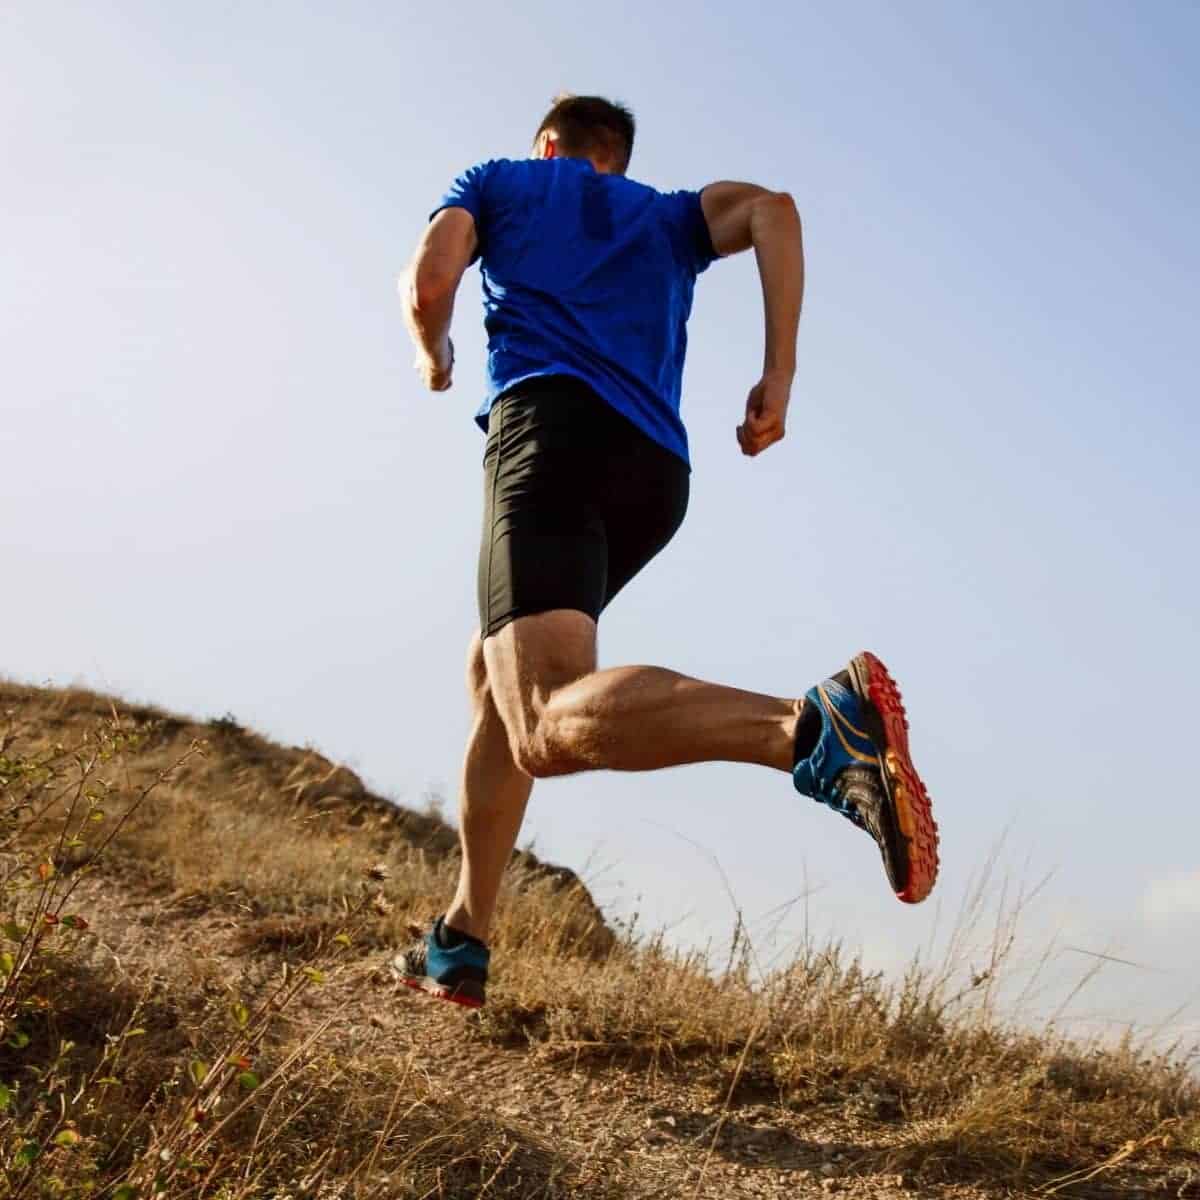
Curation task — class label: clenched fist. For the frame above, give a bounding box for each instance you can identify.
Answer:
[415,337,455,392]
[736,370,791,457]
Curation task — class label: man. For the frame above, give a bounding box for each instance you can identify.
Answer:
[395,96,939,1008]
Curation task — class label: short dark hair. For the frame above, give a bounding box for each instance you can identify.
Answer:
[534,94,636,171]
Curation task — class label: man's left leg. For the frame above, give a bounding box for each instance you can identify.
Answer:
[392,634,532,1007]
[443,633,533,944]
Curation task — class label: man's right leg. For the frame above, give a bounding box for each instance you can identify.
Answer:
[483,608,801,778]
[482,611,939,906]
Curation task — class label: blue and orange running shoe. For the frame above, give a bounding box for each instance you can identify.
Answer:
[391,917,488,1008]
[793,651,939,904]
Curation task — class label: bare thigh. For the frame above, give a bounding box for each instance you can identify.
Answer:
[482,609,597,775]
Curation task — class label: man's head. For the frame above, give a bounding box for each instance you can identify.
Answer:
[532,94,635,175]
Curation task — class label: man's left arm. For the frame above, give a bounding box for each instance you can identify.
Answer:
[400,207,478,392]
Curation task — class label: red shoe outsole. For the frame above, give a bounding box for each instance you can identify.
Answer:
[399,976,484,1009]
[855,651,940,904]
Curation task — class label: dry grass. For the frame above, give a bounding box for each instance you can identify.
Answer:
[1,679,1198,1198]
[4,946,593,1198]
[480,928,1200,1180]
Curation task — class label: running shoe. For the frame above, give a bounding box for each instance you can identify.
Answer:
[391,917,488,1008]
[793,651,939,903]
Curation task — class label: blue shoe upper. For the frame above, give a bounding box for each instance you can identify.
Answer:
[793,679,882,826]
[424,918,490,983]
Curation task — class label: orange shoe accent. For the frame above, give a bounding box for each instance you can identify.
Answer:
[400,976,485,1009]
[855,651,940,904]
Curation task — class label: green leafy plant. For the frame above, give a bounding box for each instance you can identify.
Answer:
[0,706,389,1199]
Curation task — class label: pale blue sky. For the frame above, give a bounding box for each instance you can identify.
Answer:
[3,1,1198,1038]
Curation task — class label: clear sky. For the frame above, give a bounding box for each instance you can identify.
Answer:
[3,1,1198,1041]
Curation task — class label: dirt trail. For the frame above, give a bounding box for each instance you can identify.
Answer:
[87,874,1022,1200]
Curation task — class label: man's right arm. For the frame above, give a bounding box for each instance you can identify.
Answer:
[700,182,804,457]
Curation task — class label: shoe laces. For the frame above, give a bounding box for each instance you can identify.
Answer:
[400,933,429,974]
[825,766,882,832]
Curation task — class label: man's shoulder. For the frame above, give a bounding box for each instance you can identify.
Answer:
[460,158,692,202]
[455,157,561,197]
[453,157,513,181]
[608,173,706,213]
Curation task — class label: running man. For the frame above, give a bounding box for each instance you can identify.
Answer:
[395,96,939,1008]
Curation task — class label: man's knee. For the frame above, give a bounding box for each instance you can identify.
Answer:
[508,730,572,779]
[466,632,552,772]
[508,697,587,779]
[481,611,597,778]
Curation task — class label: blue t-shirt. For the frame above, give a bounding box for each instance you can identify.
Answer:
[434,157,716,465]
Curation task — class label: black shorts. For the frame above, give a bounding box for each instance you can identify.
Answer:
[479,376,690,638]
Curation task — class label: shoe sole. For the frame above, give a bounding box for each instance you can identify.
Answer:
[848,651,940,904]
[393,970,486,1009]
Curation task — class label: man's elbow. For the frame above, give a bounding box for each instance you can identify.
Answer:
[401,264,457,313]
[747,191,801,245]
[758,190,800,223]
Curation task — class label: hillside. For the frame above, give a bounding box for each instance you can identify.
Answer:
[0,681,1197,1199]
